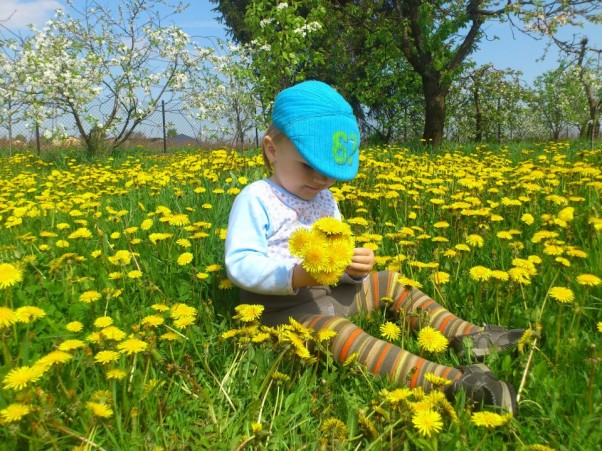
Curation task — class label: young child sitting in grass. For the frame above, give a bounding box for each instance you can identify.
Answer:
[225,80,524,416]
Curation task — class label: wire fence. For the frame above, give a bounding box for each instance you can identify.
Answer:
[1,100,262,154]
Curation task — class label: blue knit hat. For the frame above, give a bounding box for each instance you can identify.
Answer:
[271,80,360,181]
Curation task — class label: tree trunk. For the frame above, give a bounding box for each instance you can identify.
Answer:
[422,75,446,146]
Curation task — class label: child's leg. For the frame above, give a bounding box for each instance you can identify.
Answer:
[354,271,481,337]
[353,271,525,359]
[302,313,518,415]
[302,314,462,391]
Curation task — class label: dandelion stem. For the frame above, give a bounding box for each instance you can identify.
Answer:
[517,337,538,402]
[257,378,273,425]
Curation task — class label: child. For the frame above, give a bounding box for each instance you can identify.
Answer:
[225,80,524,416]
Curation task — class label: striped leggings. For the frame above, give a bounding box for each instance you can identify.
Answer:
[241,270,482,390]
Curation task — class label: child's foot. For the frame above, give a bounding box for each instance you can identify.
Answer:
[444,363,518,416]
[450,325,525,360]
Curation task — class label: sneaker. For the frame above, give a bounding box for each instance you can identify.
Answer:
[450,325,525,360]
[444,363,518,416]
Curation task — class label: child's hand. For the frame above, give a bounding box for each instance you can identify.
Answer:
[345,247,375,280]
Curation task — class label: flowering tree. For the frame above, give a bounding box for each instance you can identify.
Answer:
[447,64,534,142]
[531,66,587,140]
[0,43,29,154]
[5,0,200,155]
[213,0,601,146]
[183,41,263,148]
[243,1,327,113]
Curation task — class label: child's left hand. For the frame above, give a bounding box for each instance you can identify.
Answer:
[345,247,375,279]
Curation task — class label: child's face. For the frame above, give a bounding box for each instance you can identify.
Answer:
[265,135,335,201]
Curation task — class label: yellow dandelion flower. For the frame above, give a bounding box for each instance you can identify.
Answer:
[289,228,313,256]
[177,252,193,266]
[106,368,127,380]
[565,248,587,258]
[176,238,191,248]
[384,387,413,405]
[170,303,198,319]
[397,276,423,288]
[424,373,452,386]
[490,270,509,281]
[65,321,83,332]
[36,351,72,368]
[521,213,535,225]
[380,321,401,341]
[196,272,210,280]
[528,445,555,451]
[431,271,450,284]
[219,278,234,289]
[168,213,190,226]
[152,303,170,312]
[79,290,102,303]
[417,326,448,353]
[313,217,352,236]
[94,350,120,365]
[466,234,484,248]
[86,402,113,418]
[94,316,113,328]
[316,329,338,342]
[497,231,513,240]
[343,352,359,366]
[58,339,86,351]
[127,270,143,279]
[597,322,602,333]
[412,410,443,437]
[0,306,16,328]
[0,263,23,289]
[117,338,148,355]
[313,270,342,286]
[173,315,196,329]
[508,267,532,285]
[3,366,44,390]
[548,287,575,304]
[86,331,102,344]
[576,274,601,287]
[470,411,511,428]
[470,266,492,282]
[141,315,164,327]
[97,324,124,340]
[14,306,46,324]
[205,264,223,273]
[55,240,70,248]
[0,403,32,423]
[234,304,264,322]
[160,332,180,341]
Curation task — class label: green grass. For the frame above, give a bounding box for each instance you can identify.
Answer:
[0,141,601,450]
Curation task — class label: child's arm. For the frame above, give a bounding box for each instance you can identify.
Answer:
[225,189,298,295]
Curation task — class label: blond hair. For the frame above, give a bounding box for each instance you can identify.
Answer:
[262,123,286,173]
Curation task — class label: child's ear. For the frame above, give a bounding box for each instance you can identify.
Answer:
[263,135,277,163]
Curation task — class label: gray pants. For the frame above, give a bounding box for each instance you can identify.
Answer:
[239,284,363,326]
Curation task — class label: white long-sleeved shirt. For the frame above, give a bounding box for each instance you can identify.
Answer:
[225,178,341,295]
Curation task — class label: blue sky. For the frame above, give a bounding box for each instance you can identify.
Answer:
[2,0,600,83]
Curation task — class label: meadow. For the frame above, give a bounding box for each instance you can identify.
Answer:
[0,142,601,450]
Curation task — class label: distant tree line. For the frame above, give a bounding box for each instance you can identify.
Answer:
[1,0,600,156]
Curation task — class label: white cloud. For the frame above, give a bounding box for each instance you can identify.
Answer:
[0,0,63,29]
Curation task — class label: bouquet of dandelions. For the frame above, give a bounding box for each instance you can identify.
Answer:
[289,217,355,286]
